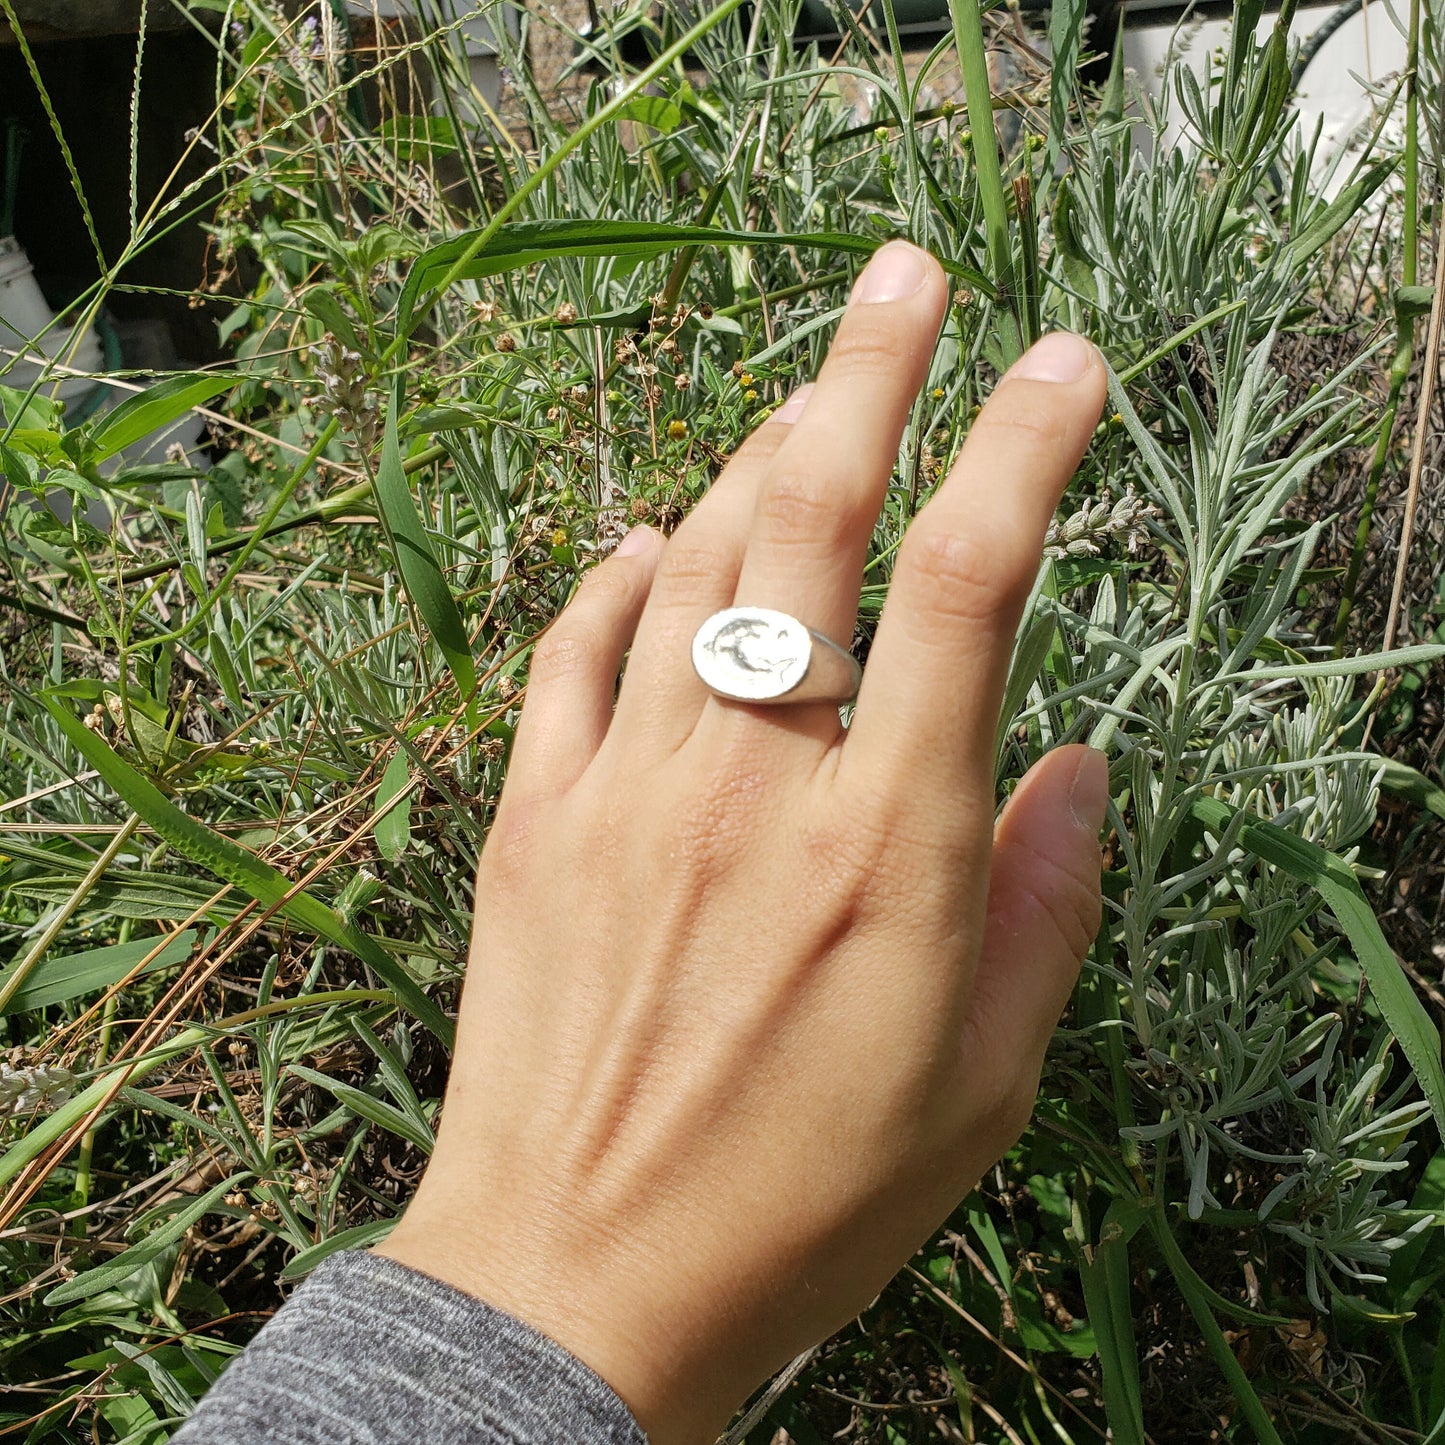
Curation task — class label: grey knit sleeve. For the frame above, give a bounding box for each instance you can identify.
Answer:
[171,1250,648,1445]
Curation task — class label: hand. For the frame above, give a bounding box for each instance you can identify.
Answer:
[376,240,1109,1443]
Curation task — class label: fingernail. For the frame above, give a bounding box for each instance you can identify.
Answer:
[1011,332,1095,384]
[770,383,815,424]
[850,240,930,305]
[614,525,654,558]
[1068,747,1110,833]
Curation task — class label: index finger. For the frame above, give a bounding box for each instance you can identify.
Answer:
[839,332,1106,804]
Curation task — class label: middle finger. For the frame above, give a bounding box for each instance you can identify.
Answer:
[725,240,947,685]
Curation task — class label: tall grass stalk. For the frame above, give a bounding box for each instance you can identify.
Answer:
[950,0,1024,363]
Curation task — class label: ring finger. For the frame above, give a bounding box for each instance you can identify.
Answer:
[602,383,816,759]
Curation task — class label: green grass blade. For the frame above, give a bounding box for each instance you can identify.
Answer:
[0,1023,218,1191]
[85,373,239,462]
[1077,1209,1147,1445]
[1045,0,1088,175]
[375,387,476,709]
[1149,1208,1286,1445]
[40,696,453,1046]
[1192,795,1445,1136]
[996,607,1058,767]
[398,220,993,337]
[0,929,196,1015]
[1423,1403,1445,1445]
[43,1172,251,1305]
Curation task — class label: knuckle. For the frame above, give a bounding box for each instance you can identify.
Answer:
[654,540,736,607]
[577,557,641,608]
[974,395,1070,450]
[529,621,606,686]
[757,466,851,546]
[899,525,1028,627]
[733,418,790,463]
[483,797,548,883]
[827,317,913,380]
[800,808,891,893]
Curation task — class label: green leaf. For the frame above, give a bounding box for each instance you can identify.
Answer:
[1097,8,1128,127]
[1046,0,1087,172]
[1387,1150,1445,1293]
[996,607,1057,764]
[1211,642,1445,685]
[289,1064,435,1153]
[1397,285,1435,323]
[1283,158,1397,269]
[85,374,239,463]
[375,386,477,708]
[1380,758,1445,823]
[1192,795,1445,1138]
[44,1173,250,1305]
[0,929,196,1015]
[375,750,414,864]
[40,696,453,1046]
[376,115,461,161]
[302,288,360,351]
[279,1217,396,1281]
[0,381,62,432]
[617,95,683,133]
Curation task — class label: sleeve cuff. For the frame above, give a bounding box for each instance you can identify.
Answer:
[172,1249,648,1445]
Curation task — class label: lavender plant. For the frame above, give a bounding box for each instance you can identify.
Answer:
[1,1,1443,1439]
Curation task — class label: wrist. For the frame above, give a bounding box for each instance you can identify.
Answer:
[374,1206,738,1445]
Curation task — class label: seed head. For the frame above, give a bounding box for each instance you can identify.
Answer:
[1044,487,1160,561]
[0,1061,75,1119]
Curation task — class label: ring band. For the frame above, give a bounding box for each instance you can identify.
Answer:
[691,606,862,705]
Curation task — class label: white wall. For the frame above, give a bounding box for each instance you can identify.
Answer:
[1122,1,1409,188]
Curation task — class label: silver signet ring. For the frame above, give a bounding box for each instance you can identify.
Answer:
[691,606,862,705]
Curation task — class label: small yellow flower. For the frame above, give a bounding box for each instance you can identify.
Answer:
[743,389,757,403]
[550,527,569,547]
[667,419,688,441]
[930,387,945,400]
[739,372,754,387]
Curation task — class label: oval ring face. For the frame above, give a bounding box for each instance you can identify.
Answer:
[691,607,813,701]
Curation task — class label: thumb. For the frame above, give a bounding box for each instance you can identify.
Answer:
[968,745,1109,1056]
